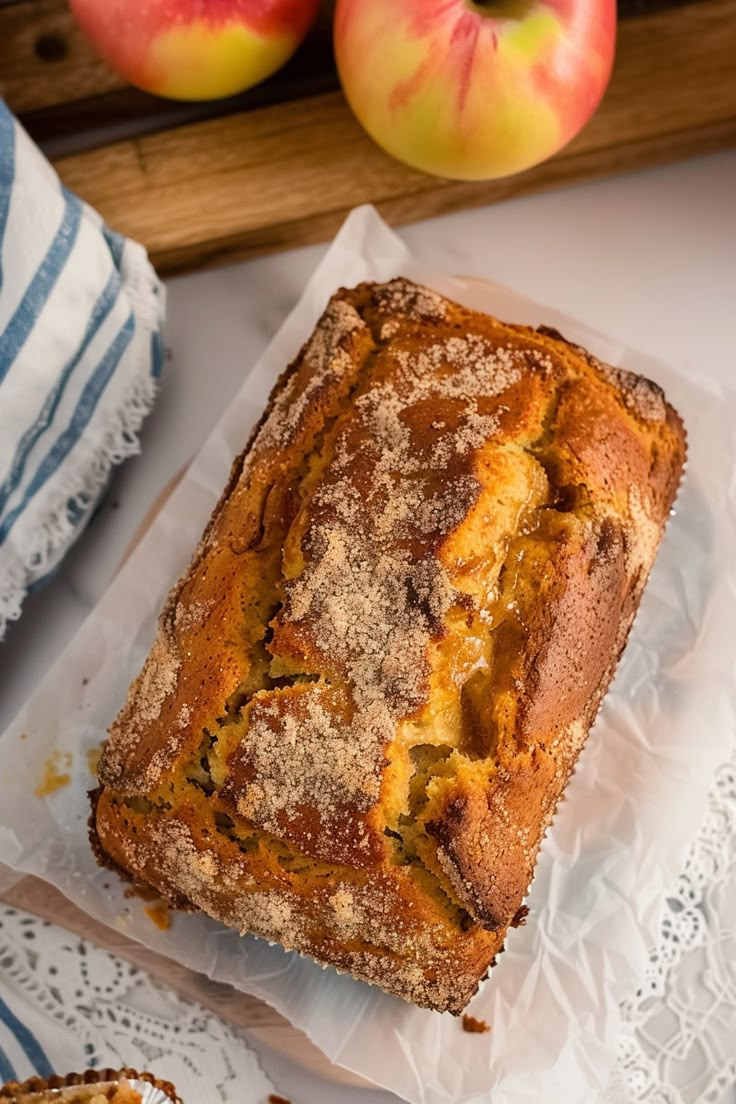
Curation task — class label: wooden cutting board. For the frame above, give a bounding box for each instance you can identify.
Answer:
[1,0,735,276]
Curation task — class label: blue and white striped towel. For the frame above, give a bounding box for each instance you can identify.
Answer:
[0,102,165,640]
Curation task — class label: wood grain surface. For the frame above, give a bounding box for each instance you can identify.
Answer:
[0,0,124,114]
[2,0,735,275]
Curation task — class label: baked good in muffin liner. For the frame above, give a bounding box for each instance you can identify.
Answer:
[0,1069,181,1104]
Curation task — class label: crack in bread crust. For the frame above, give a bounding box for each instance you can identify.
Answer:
[92,278,686,1012]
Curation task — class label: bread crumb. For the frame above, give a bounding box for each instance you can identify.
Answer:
[35,750,71,796]
[144,901,171,931]
[462,1014,491,1033]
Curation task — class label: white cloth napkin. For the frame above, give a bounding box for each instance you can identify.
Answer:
[0,101,165,639]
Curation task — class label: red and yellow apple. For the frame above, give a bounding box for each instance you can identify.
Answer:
[334,0,616,180]
[68,0,320,101]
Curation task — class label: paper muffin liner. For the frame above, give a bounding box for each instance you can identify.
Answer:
[0,1069,181,1103]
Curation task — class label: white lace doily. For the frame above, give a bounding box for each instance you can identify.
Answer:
[0,906,275,1103]
[603,746,736,1104]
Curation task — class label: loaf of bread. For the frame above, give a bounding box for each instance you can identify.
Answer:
[91,278,686,1013]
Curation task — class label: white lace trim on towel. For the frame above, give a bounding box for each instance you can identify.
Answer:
[0,238,162,640]
[603,745,736,1103]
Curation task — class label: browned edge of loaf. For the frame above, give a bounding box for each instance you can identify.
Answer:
[89,278,686,1013]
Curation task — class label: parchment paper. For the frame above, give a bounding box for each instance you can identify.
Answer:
[1,206,734,1104]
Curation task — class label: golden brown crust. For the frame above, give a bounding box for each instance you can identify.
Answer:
[91,278,686,1013]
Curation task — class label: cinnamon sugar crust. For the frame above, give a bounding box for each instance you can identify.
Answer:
[91,279,686,1013]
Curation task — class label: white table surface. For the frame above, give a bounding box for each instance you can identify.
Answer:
[1,148,735,1102]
